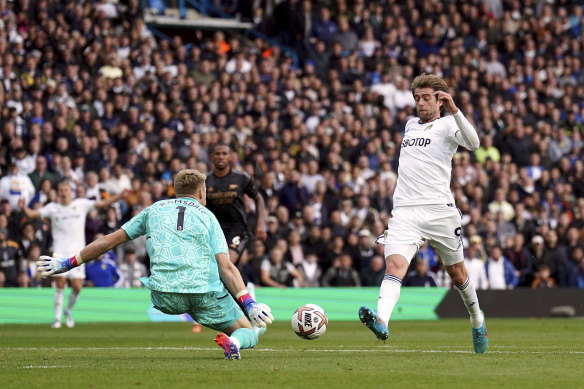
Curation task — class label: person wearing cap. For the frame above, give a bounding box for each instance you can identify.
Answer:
[19,181,126,328]
[529,232,563,286]
[356,229,375,269]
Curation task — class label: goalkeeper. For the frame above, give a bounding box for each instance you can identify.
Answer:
[37,169,273,360]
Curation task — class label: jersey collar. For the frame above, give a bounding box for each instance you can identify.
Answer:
[418,115,443,125]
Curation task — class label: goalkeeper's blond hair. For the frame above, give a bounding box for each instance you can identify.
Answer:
[174,169,206,197]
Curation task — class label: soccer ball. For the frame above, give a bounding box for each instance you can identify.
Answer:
[291,304,328,340]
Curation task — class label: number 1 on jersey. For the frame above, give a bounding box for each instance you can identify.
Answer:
[176,206,186,231]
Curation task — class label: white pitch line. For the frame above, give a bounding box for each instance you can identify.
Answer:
[5,347,584,355]
[21,365,71,369]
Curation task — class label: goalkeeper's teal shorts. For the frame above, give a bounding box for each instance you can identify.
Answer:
[150,289,244,331]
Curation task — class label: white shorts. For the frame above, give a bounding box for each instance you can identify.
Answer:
[53,263,86,279]
[376,204,464,266]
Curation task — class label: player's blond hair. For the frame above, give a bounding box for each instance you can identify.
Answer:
[174,169,206,197]
[411,73,448,94]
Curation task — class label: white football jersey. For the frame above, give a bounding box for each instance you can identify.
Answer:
[393,112,477,207]
[39,198,95,257]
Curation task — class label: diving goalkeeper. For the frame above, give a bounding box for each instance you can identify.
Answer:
[37,169,273,360]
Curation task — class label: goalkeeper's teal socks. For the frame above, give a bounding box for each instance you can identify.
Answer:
[230,328,258,349]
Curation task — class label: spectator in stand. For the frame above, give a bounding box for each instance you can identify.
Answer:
[0,228,23,287]
[403,259,437,288]
[529,234,559,287]
[321,254,361,287]
[568,248,584,288]
[20,243,43,288]
[503,233,533,287]
[119,246,147,288]
[361,254,385,287]
[485,245,519,290]
[28,156,56,191]
[297,253,322,287]
[0,162,35,209]
[488,188,515,222]
[531,264,557,289]
[260,246,303,288]
[85,247,124,288]
[310,6,338,45]
[1,0,584,291]
[464,240,489,290]
[355,229,375,270]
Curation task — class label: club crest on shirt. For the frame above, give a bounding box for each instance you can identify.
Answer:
[229,184,238,189]
[424,124,433,131]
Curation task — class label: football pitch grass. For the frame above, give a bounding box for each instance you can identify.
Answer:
[1,318,583,389]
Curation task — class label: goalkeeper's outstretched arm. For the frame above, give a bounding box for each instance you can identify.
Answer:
[79,229,130,261]
[37,229,130,277]
[216,252,274,327]
[216,252,247,295]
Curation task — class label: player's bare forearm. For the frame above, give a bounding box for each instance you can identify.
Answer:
[216,252,247,294]
[79,229,130,264]
[18,198,41,219]
[95,190,128,209]
[254,194,267,240]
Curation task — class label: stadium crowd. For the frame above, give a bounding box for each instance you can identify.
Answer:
[0,0,584,290]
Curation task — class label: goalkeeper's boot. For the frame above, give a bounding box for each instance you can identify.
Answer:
[472,311,488,354]
[359,306,389,341]
[214,333,240,360]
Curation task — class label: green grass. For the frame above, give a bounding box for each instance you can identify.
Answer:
[1,319,583,389]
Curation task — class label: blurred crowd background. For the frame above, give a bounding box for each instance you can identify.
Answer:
[0,0,583,290]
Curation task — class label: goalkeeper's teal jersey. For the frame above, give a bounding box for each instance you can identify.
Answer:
[121,197,229,293]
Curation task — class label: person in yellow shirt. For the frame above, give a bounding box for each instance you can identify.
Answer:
[474,134,501,165]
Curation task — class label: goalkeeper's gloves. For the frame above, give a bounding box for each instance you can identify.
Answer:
[37,254,83,277]
[237,291,274,328]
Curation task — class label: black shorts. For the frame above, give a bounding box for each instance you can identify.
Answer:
[223,228,250,259]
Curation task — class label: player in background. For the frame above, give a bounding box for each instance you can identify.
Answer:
[206,143,267,264]
[19,181,124,328]
[36,170,273,360]
[204,143,267,333]
[359,74,488,353]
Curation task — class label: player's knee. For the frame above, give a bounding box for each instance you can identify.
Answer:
[449,270,466,286]
[386,255,409,275]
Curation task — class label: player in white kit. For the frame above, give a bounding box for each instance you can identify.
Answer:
[19,181,124,328]
[359,74,488,353]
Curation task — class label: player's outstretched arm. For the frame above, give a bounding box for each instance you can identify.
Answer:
[254,193,267,241]
[36,229,130,277]
[216,252,274,327]
[94,190,129,209]
[18,197,41,219]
